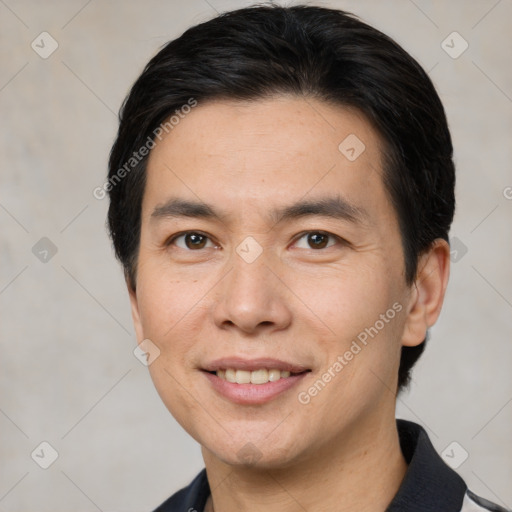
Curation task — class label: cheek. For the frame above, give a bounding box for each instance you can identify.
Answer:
[136,257,206,336]
[293,265,405,401]
[293,262,397,340]
[135,270,212,432]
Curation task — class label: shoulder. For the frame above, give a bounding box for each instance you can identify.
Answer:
[460,490,511,512]
[152,468,210,512]
[390,420,510,512]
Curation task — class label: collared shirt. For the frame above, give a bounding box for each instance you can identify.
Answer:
[154,419,510,512]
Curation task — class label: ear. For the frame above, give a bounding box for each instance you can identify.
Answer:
[127,277,144,343]
[402,239,451,347]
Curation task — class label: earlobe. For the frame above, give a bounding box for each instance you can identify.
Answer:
[127,279,144,343]
[402,239,451,347]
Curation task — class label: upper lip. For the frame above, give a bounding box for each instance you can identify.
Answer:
[202,357,311,373]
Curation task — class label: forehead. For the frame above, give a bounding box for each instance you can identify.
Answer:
[148,96,382,163]
[143,96,391,228]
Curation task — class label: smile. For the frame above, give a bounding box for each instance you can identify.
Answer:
[202,368,311,405]
[215,368,297,384]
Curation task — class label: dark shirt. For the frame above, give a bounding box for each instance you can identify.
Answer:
[154,419,510,512]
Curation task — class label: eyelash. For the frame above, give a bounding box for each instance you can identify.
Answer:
[166,230,345,251]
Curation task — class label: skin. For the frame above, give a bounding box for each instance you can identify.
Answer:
[128,96,450,512]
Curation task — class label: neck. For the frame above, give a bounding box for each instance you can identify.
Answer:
[202,415,407,512]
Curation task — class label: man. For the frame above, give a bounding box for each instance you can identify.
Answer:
[106,5,509,512]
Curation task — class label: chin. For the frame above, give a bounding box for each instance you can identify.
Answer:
[202,432,305,470]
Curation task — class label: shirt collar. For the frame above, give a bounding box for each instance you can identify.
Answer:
[386,419,467,511]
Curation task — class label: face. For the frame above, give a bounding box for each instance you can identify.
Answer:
[129,96,423,468]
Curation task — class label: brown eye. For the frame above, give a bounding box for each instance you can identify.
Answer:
[307,233,329,249]
[170,232,215,250]
[294,231,338,250]
[185,233,207,249]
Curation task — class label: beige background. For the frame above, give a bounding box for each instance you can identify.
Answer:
[1,0,511,510]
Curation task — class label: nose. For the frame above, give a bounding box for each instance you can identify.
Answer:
[212,252,292,335]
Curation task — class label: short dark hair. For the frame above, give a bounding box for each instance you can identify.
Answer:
[107,4,455,393]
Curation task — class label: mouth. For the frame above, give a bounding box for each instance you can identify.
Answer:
[203,368,309,384]
[200,357,312,404]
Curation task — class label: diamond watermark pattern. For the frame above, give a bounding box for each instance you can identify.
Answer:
[133,338,161,366]
[31,441,59,469]
[236,236,263,264]
[31,32,59,59]
[441,441,469,469]
[32,237,58,263]
[449,236,468,263]
[338,134,366,161]
[441,31,468,59]
[237,442,263,465]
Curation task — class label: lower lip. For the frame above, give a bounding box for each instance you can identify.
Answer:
[202,371,309,405]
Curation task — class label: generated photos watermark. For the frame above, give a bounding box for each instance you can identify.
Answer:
[93,98,198,200]
[297,301,403,404]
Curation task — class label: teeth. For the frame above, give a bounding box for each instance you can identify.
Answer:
[235,370,251,384]
[251,369,269,384]
[268,369,281,382]
[217,368,294,384]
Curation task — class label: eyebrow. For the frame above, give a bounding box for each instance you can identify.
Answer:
[150,195,368,226]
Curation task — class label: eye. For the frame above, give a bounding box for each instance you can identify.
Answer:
[293,231,340,250]
[168,231,217,250]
